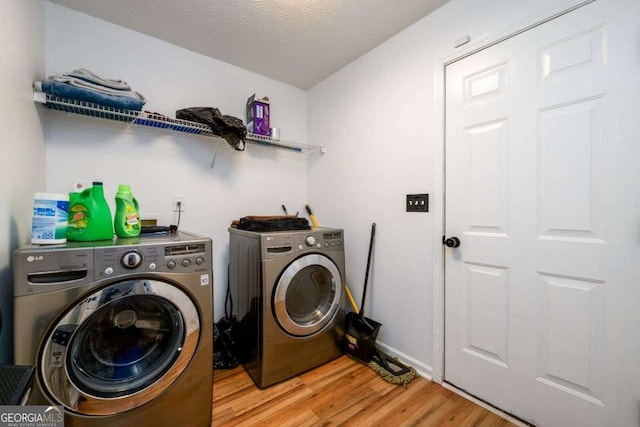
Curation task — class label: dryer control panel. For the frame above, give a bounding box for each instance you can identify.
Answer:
[259,228,344,259]
[293,230,343,253]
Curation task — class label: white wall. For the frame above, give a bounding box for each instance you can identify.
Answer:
[0,0,46,364]
[38,0,589,375]
[44,2,310,321]
[308,0,582,374]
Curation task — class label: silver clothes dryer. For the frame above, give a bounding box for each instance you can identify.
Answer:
[13,231,213,427]
[229,227,346,388]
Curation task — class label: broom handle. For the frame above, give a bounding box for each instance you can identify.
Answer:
[359,222,376,317]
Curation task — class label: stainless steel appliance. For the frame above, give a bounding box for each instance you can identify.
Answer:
[13,231,213,427]
[229,227,345,388]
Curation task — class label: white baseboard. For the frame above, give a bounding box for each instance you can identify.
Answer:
[375,341,433,380]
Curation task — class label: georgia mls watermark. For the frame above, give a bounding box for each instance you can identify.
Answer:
[0,406,64,427]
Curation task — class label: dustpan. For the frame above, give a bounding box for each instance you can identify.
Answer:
[344,313,381,362]
[344,223,380,362]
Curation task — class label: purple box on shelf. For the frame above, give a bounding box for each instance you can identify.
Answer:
[246,94,270,136]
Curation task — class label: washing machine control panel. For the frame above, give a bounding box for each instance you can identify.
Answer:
[120,250,143,269]
[95,241,211,278]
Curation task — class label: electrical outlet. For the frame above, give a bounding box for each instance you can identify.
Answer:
[172,195,186,212]
[406,194,429,212]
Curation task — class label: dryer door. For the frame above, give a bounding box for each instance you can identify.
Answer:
[39,278,200,415]
[273,254,342,337]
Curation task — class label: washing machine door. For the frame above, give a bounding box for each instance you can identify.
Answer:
[273,253,342,337]
[39,278,200,416]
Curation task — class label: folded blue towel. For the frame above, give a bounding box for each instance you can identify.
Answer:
[40,80,145,111]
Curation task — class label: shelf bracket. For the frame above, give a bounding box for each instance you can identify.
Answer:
[33,91,47,104]
[210,140,221,169]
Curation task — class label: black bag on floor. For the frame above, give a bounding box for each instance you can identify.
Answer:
[213,283,241,369]
[213,317,240,369]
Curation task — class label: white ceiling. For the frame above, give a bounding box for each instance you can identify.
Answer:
[49,0,448,89]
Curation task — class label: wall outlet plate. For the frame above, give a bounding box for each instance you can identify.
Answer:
[406,194,429,212]
[172,195,185,212]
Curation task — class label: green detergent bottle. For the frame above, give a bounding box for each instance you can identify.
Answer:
[114,184,141,238]
[67,181,114,241]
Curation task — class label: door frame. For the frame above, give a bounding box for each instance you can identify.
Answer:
[431,0,595,384]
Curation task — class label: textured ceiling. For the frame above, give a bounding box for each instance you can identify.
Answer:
[49,0,448,89]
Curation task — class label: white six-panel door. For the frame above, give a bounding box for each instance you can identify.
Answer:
[444,1,640,425]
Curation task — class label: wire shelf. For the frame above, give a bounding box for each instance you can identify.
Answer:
[245,132,325,154]
[34,92,325,153]
[135,111,212,134]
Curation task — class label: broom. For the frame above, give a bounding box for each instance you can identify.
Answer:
[346,223,417,386]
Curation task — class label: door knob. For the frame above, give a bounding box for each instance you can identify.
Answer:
[444,236,461,248]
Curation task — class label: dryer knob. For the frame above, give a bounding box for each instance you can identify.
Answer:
[305,236,316,246]
[121,251,142,269]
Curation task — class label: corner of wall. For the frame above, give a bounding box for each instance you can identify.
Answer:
[0,0,47,364]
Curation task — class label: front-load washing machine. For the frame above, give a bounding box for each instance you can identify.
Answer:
[13,231,213,427]
[229,227,345,388]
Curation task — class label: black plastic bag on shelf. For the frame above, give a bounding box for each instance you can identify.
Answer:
[176,107,246,151]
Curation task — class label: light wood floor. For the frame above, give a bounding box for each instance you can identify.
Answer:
[212,355,515,426]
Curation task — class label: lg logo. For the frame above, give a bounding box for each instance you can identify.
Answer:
[27,255,44,262]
